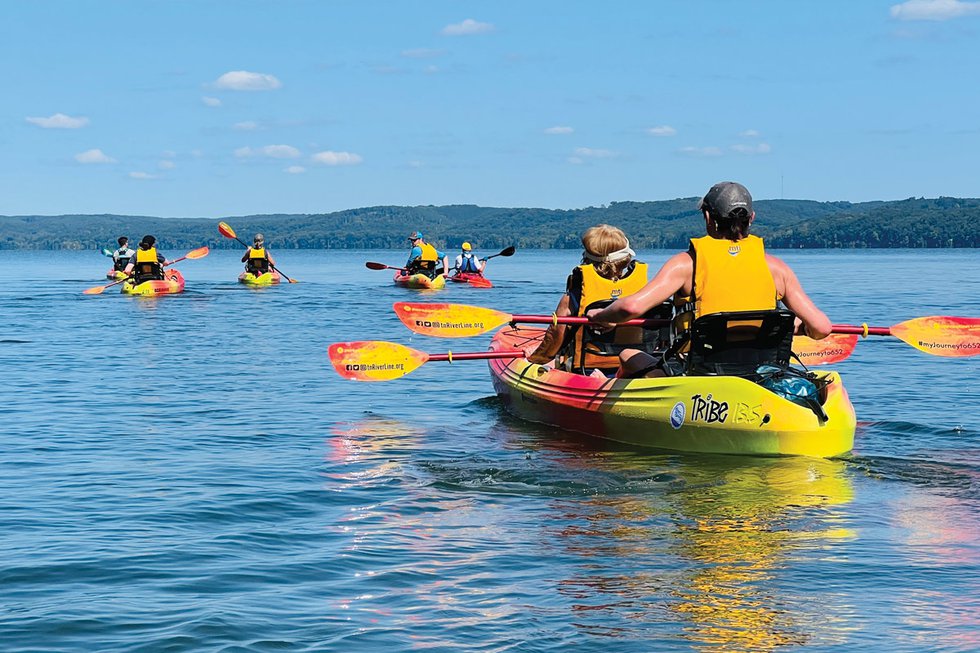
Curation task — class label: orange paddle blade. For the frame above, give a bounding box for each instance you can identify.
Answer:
[83,284,110,295]
[328,341,429,381]
[185,246,210,259]
[218,222,237,239]
[793,333,858,366]
[393,302,511,338]
[889,316,980,357]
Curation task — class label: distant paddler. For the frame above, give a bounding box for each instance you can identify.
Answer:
[242,233,277,276]
[124,235,172,285]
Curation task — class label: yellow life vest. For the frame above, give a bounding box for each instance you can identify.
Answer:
[136,247,158,263]
[562,262,649,370]
[249,247,267,260]
[418,242,438,261]
[673,236,777,338]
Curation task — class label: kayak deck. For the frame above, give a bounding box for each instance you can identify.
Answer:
[239,270,282,285]
[394,272,446,290]
[488,326,856,458]
[121,269,186,296]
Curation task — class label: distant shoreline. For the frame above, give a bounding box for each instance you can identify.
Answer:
[3,196,978,249]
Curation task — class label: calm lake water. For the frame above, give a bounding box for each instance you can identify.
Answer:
[1,248,978,652]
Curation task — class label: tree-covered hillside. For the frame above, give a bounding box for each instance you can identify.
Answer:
[1,197,976,250]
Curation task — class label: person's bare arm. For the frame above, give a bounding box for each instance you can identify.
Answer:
[768,255,832,339]
[588,252,692,325]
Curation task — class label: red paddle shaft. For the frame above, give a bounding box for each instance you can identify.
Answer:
[428,350,524,362]
[831,325,892,336]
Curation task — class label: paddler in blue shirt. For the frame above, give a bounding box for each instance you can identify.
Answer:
[405,230,450,279]
[587,181,832,377]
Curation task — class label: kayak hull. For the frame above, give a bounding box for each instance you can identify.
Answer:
[394,272,446,290]
[121,269,185,296]
[106,269,127,280]
[450,272,493,288]
[239,270,281,286]
[488,327,856,458]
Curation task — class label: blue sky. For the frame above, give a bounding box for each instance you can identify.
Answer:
[2,0,979,217]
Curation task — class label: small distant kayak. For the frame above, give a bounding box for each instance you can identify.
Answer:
[106,269,127,280]
[121,269,186,296]
[239,270,281,286]
[450,272,493,288]
[394,272,446,290]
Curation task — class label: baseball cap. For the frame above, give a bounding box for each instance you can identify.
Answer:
[461,242,472,251]
[408,230,424,240]
[254,233,264,244]
[698,181,753,218]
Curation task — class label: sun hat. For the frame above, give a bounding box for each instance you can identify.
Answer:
[408,230,424,240]
[462,242,472,251]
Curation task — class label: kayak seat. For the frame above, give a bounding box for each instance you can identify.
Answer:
[407,259,439,278]
[568,300,674,375]
[133,261,164,284]
[246,258,270,275]
[683,309,797,377]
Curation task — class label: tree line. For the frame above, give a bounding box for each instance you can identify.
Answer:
[1,196,977,250]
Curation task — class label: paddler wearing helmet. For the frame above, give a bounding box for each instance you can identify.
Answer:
[124,235,171,283]
[242,233,276,275]
[587,181,833,378]
[453,242,486,276]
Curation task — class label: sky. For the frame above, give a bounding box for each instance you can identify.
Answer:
[2,0,980,217]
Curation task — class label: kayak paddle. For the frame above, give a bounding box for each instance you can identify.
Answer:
[394,302,979,361]
[828,316,980,358]
[479,245,516,262]
[365,261,408,273]
[217,221,298,283]
[83,246,209,295]
[328,341,523,382]
[393,302,669,338]
[101,248,113,257]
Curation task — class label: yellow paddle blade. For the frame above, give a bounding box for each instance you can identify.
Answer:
[218,222,237,239]
[393,302,511,338]
[83,284,109,295]
[328,341,429,381]
[890,316,980,357]
[793,333,858,366]
[185,246,210,259]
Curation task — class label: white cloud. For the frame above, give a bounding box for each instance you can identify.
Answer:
[731,143,772,155]
[234,121,259,131]
[544,126,574,135]
[408,160,424,168]
[645,125,676,137]
[890,0,980,20]
[677,146,723,157]
[202,96,222,107]
[75,149,116,164]
[441,18,495,36]
[235,144,301,159]
[284,165,306,174]
[739,129,761,138]
[401,48,447,59]
[129,171,158,180]
[26,113,89,129]
[214,70,282,91]
[159,160,176,170]
[424,65,441,74]
[573,147,617,159]
[312,150,364,166]
[567,156,584,165]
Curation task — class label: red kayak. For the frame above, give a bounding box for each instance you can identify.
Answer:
[450,272,493,288]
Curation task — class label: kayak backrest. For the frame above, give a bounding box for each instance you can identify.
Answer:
[685,309,796,377]
[565,299,673,375]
